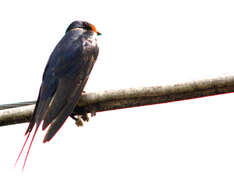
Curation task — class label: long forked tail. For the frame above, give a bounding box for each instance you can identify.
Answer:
[15,132,30,167]
[15,125,40,171]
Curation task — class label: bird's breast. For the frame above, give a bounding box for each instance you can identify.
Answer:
[82,34,98,49]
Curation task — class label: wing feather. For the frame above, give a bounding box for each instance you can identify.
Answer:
[25,78,58,134]
[41,77,83,130]
[42,79,87,142]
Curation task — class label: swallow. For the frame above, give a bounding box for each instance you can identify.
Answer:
[16,20,101,170]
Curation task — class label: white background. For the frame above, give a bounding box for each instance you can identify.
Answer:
[0,0,234,189]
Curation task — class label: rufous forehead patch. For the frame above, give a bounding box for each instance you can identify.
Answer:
[90,24,98,33]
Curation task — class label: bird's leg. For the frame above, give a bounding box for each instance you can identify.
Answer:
[90,109,96,117]
[70,114,83,127]
[81,113,89,122]
[70,111,90,127]
[70,114,78,121]
[71,103,97,127]
[76,115,84,126]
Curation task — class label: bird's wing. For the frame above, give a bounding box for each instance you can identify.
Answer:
[25,77,58,135]
[42,76,89,142]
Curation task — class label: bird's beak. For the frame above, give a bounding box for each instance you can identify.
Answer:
[97,31,102,36]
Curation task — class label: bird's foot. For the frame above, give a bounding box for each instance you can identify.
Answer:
[70,113,90,127]
[70,106,97,127]
[90,109,96,117]
[81,113,89,122]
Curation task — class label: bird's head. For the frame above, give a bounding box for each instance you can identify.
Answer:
[66,20,101,35]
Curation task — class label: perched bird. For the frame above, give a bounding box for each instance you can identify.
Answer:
[16,20,101,170]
